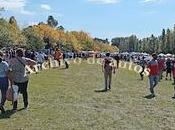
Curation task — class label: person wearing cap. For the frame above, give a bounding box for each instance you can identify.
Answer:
[0,51,9,114]
[102,53,116,91]
[147,53,159,97]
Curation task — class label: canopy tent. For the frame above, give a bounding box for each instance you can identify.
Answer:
[166,53,172,57]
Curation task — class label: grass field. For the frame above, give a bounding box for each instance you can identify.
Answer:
[0,60,175,130]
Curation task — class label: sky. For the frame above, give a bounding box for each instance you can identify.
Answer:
[0,0,175,40]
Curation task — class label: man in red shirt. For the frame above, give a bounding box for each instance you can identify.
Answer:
[147,53,159,97]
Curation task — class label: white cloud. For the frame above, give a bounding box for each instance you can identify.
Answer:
[140,0,161,3]
[41,4,51,11]
[28,21,39,26]
[88,0,120,4]
[0,0,26,9]
[0,0,35,15]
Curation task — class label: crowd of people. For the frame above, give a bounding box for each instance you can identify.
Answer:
[0,47,72,114]
[139,53,175,98]
[1,47,175,114]
[101,52,175,99]
[0,48,36,114]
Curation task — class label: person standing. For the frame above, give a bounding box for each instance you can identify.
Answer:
[102,53,116,91]
[147,53,159,97]
[165,58,172,80]
[114,54,120,69]
[158,56,165,81]
[62,51,69,69]
[139,56,146,80]
[172,58,175,85]
[171,58,175,99]
[9,48,36,112]
[54,48,63,67]
[0,51,9,114]
[36,51,45,71]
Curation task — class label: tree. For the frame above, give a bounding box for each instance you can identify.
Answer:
[9,16,17,27]
[0,15,117,52]
[57,25,65,31]
[0,18,26,48]
[161,29,166,53]
[166,28,171,53]
[23,27,44,49]
[47,15,58,28]
[0,19,13,47]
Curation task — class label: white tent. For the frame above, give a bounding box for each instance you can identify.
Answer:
[166,53,172,57]
[158,53,165,57]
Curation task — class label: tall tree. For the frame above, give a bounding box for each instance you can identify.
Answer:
[173,25,175,53]
[161,29,166,53]
[57,25,64,31]
[166,28,171,53]
[47,15,58,28]
[9,16,17,27]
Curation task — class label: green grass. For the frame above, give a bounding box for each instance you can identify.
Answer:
[0,60,175,130]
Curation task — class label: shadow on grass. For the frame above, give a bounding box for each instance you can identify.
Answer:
[0,110,15,119]
[144,94,155,99]
[60,67,69,70]
[0,108,26,119]
[94,89,108,93]
[52,67,69,70]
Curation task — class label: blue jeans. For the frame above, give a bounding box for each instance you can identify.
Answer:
[0,77,9,106]
[149,75,158,94]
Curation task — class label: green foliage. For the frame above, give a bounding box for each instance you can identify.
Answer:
[0,18,26,47]
[22,27,44,49]
[0,16,117,52]
[0,19,13,47]
[47,15,58,28]
[9,16,17,27]
[112,25,175,54]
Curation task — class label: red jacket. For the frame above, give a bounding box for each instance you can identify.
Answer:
[148,59,159,76]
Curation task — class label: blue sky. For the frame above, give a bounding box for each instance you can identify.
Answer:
[0,0,175,40]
